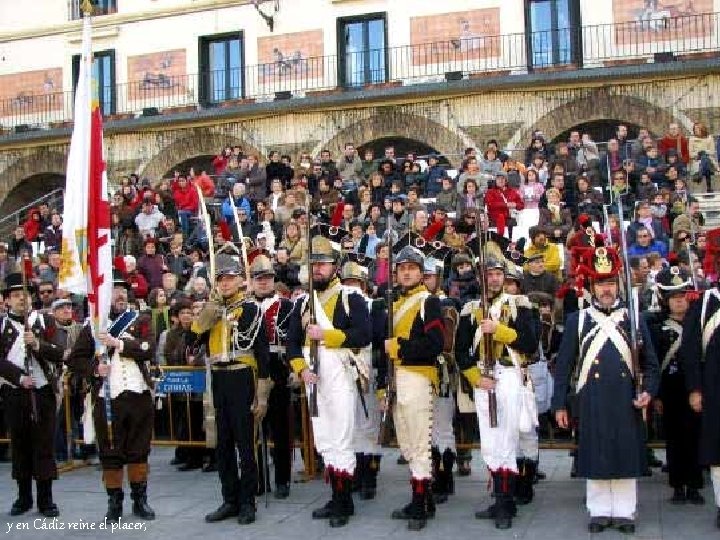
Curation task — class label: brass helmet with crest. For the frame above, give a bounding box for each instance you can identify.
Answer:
[310,236,337,263]
[250,254,275,279]
[395,245,425,269]
[340,261,368,283]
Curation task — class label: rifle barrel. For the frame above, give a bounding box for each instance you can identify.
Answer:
[616,196,643,397]
[307,209,319,418]
[378,228,396,446]
[476,214,498,428]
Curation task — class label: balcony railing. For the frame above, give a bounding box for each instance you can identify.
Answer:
[2,12,720,135]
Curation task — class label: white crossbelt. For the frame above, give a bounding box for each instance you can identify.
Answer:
[701,289,720,362]
[576,307,632,392]
[393,291,429,329]
[661,319,682,372]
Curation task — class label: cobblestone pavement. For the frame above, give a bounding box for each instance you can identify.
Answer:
[0,448,716,539]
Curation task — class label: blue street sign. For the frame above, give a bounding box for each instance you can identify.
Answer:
[156,370,206,394]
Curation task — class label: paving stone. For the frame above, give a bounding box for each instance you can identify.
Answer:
[0,448,715,539]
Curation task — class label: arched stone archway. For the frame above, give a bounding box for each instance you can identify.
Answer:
[140,130,261,180]
[0,173,66,218]
[312,112,476,168]
[0,149,68,209]
[164,155,217,178]
[358,137,450,165]
[506,90,688,154]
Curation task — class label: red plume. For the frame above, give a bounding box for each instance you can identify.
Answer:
[556,283,571,299]
[578,213,592,228]
[423,219,445,242]
[574,271,588,295]
[22,255,33,281]
[667,251,679,267]
[330,201,345,227]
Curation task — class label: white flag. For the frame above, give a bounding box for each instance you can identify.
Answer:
[59,15,92,295]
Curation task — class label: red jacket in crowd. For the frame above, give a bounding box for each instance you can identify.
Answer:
[194,173,216,198]
[212,155,228,176]
[125,270,149,299]
[171,180,199,213]
[485,186,524,236]
[657,133,690,164]
[23,209,42,242]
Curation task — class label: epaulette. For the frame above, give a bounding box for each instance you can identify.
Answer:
[507,294,532,310]
[460,300,481,317]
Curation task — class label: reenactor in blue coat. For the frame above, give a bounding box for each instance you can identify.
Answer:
[192,259,271,526]
[339,259,386,501]
[553,246,659,534]
[681,262,720,529]
[286,236,371,528]
[384,246,445,531]
[250,255,295,500]
[647,266,703,505]
[455,258,538,530]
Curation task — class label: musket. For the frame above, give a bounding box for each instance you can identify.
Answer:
[98,341,114,448]
[378,228,396,446]
[602,205,612,245]
[306,206,319,418]
[260,422,269,508]
[20,255,38,423]
[616,195,643,400]
[195,184,218,448]
[476,214,498,428]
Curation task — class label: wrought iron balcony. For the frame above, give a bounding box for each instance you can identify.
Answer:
[2,11,719,136]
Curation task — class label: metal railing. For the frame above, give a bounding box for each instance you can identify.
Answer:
[2,12,720,133]
[0,188,65,240]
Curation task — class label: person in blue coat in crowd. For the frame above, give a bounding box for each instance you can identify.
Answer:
[221,183,253,231]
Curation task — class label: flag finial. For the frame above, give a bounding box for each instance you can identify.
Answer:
[81,0,94,16]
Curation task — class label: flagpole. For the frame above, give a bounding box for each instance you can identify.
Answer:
[61,0,116,447]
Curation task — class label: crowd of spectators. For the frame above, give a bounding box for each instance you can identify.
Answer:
[0,119,718,464]
[1,121,717,319]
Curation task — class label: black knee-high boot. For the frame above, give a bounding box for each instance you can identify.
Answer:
[37,479,60,517]
[10,478,33,516]
[431,447,447,504]
[494,470,516,530]
[360,455,379,500]
[312,467,337,519]
[130,482,156,520]
[442,449,455,495]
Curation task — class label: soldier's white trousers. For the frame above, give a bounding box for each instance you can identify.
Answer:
[710,467,720,505]
[307,349,356,474]
[395,369,434,480]
[431,395,456,452]
[586,479,637,519]
[475,365,521,473]
[353,369,381,455]
[518,428,539,460]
